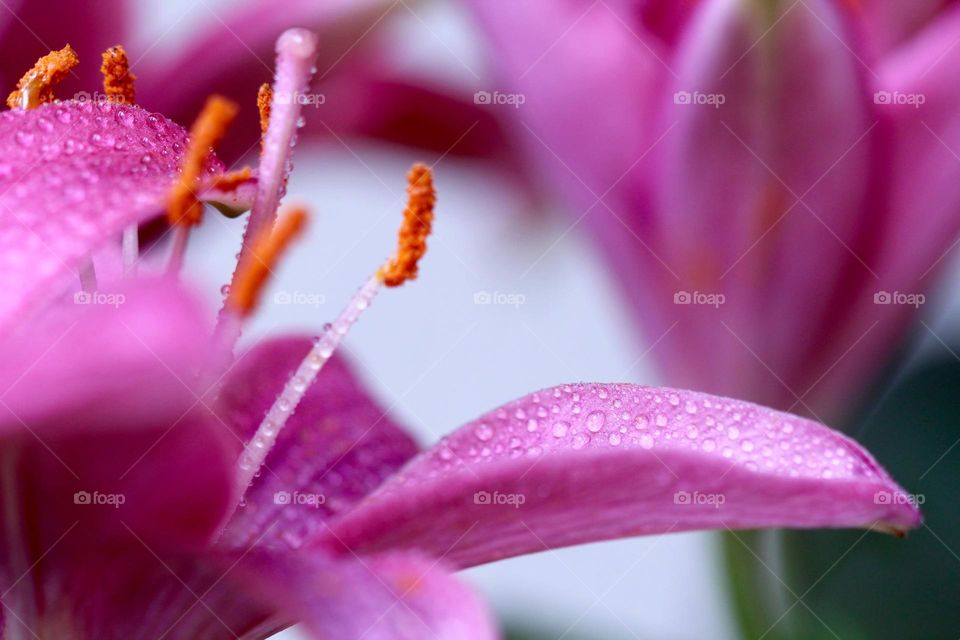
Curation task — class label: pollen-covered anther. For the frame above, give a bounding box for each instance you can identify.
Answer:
[6,44,80,109]
[212,167,254,192]
[257,83,272,136]
[167,95,239,226]
[228,207,308,316]
[100,45,136,105]
[378,163,436,287]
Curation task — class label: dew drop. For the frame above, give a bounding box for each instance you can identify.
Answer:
[475,423,494,441]
[552,421,569,438]
[586,411,605,433]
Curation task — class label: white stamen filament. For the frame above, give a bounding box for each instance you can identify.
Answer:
[166,224,191,276]
[122,225,139,275]
[234,274,381,494]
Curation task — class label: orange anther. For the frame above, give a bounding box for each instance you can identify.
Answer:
[228,207,308,316]
[167,95,239,226]
[7,45,79,109]
[378,164,436,287]
[101,45,136,104]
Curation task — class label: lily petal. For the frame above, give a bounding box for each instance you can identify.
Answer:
[326,384,920,568]
[245,551,498,640]
[217,337,418,550]
[649,0,877,410]
[0,101,224,330]
[0,279,237,555]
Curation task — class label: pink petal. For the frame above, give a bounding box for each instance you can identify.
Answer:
[466,0,665,211]
[217,337,418,550]
[244,551,498,640]
[642,0,876,409]
[0,279,237,554]
[0,101,224,330]
[804,3,960,413]
[846,0,957,56]
[325,384,920,569]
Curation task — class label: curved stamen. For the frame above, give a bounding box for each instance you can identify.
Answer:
[233,165,436,496]
[166,95,238,274]
[227,207,308,317]
[6,45,78,110]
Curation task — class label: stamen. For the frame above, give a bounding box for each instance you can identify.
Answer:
[100,45,136,104]
[166,95,238,274]
[378,164,436,287]
[233,164,437,496]
[227,207,307,317]
[212,167,254,192]
[257,83,272,136]
[231,29,319,277]
[7,45,79,109]
[122,226,138,275]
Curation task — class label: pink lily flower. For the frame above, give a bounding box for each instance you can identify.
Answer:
[465,0,960,417]
[0,27,920,639]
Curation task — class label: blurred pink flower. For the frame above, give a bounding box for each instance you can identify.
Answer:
[466,0,960,418]
[0,25,920,639]
[0,0,511,164]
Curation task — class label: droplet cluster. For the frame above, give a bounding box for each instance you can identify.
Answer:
[399,383,887,482]
[0,101,224,321]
